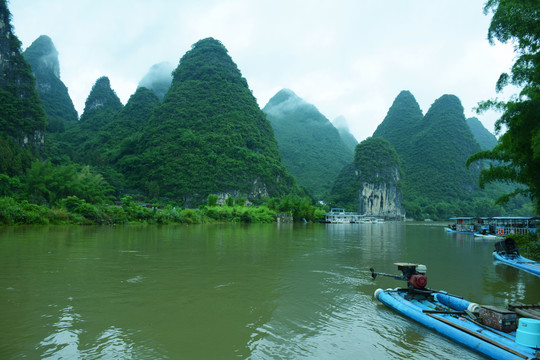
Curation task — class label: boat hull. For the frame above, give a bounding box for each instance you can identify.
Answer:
[473,233,502,239]
[444,228,475,235]
[375,288,538,360]
[493,251,540,277]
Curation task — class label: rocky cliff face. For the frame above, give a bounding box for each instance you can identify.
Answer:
[357,167,405,220]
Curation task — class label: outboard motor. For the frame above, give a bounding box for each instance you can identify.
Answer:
[494,237,519,256]
[398,263,428,289]
[370,263,428,289]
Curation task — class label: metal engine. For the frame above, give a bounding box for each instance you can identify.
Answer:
[370,263,428,289]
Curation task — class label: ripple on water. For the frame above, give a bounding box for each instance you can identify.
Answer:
[125,275,144,284]
[38,306,165,359]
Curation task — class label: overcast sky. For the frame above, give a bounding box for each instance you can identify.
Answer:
[9,0,515,142]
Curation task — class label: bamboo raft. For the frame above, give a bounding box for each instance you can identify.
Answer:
[508,302,540,321]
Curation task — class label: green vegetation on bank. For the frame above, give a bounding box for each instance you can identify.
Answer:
[0,194,327,225]
[2,0,538,223]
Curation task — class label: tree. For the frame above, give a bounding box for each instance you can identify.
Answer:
[467,0,540,214]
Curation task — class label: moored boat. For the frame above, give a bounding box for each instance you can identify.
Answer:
[445,217,538,237]
[508,303,540,321]
[374,288,540,360]
[493,238,540,277]
[371,263,540,359]
[474,232,502,240]
[445,217,477,234]
[324,208,384,224]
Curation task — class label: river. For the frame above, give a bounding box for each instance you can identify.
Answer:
[1,223,539,359]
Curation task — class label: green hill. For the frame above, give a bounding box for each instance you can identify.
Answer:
[132,38,297,204]
[372,90,423,153]
[23,35,78,133]
[263,89,353,198]
[466,117,497,151]
[407,95,481,201]
[370,91,501,218]
[0,1,46,176]
[107,87,160,193]
[58,76,124,166]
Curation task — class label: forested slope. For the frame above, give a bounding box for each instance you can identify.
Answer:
[263,89,353,198]
[131,38,298,205]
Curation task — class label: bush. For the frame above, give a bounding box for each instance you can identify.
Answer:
[99,205,128,224]
[514,233,540,261]
[207,194,218,207]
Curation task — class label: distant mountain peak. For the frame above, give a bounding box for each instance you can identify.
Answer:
[138,61,174,101]
[263,88,317,119]
[263,89,353,197]
[172,37,248,88]
[23,34,78,131]
[333,116,358,152]
[23,35,60,79]
[82,76,122,115]
[466,117,498,150]
[333,115,349,130]
[266,88,300,106]
[373,90,423,144]
[133,37,296,204]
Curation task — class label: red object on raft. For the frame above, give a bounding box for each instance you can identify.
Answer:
[409,274,427,289]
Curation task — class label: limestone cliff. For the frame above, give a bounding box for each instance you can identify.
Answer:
[329,137,405,220]
[356,138,405,220]
[357,170,405,220]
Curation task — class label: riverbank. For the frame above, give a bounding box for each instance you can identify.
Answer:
[0,195,327,225]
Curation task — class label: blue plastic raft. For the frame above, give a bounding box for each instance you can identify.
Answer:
[493,251,540,277]
[375,288,540,360]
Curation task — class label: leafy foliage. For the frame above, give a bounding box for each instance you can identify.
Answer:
[467,0,540,214]
[326,163,360,211]
[23,160,113,205]
[263,89,353,198]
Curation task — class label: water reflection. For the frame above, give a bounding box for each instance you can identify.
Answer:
[1,223,539,359]
[37,301,163,359]
[39,305,82,359]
